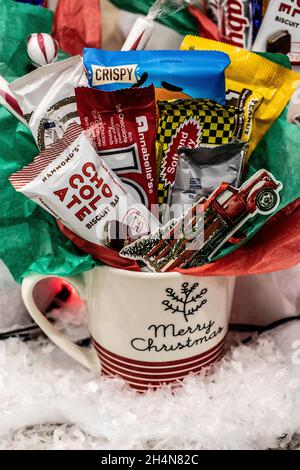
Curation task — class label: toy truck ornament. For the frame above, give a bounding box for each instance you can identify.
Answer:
[120,170,282,272]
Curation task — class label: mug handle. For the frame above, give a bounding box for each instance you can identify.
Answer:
[21,273,100,372]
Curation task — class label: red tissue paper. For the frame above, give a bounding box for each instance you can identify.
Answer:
[52,0,101,56]
[179,199,300,277]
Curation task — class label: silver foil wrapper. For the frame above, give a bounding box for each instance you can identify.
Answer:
[171,142,246,218]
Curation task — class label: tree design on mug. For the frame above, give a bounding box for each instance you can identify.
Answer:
[162,282,208,323]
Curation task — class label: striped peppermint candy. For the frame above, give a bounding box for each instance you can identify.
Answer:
[27,33,58,68]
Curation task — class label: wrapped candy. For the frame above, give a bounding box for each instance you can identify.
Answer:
[181,36,300,157]
[110,0,199,38]
[2,5,300,284]
[253,0,300,65]
[10,56,88,150]
[75,85,158,209]
[0,0,53,75]
[27,33,58,68]
[171,142,246,218]
[83,48,230,105]
[9,124,159,262]
[156,98,259,221]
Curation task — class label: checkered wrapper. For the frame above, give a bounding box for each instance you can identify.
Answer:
[156,98,244,208]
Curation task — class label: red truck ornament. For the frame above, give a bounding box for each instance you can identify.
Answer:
[120,170,283,272]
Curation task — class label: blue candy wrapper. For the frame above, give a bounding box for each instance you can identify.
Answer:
[83,49,230,105]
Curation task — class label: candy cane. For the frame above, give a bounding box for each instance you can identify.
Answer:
[0,75,28,127]
[121,0,192,51]
[121,17,154,51]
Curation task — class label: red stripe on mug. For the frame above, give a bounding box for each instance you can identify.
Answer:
[98,348,223,382]
[101,369,153,392]
[94,339,225,376]
[100,349,224,389]
[92,336,226,390]
[92,336,226,368]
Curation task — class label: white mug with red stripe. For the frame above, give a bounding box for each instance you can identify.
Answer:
[22,266,235,392]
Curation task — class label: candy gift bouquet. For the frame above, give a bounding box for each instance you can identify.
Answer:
[1,0,300,390]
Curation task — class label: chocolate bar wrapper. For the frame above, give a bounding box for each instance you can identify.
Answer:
[252,0,300,65]
[75,85,158,209]
[198,0,260,45]
[171,142,246,219]
[83,49,230,105]
[10,56,88,150]
[156,97,259,221]
[220,0,253,49]
[9,124,159,256]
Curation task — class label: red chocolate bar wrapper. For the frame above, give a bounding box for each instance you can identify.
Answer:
[75,85,158,210]
[218,0,253,49]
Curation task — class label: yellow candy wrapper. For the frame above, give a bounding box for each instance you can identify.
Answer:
[181,36,300,158]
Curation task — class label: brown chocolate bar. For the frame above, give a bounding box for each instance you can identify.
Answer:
[266,30,291,55]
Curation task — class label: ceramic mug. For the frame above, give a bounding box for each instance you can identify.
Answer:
[22,266,235,392]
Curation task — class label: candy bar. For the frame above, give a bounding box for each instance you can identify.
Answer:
[9,124,159,259]
[83,49,230,105]
[75,85,158,209]
[171,142,246,218]
[10,56,88,150]
[253,0,300,64]
[181,36,299,156]
[219,0,253,49]
[156,98,252,221]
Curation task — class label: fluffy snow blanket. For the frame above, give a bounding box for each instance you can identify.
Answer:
[0,325,300,450]
[1,261,300,449]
